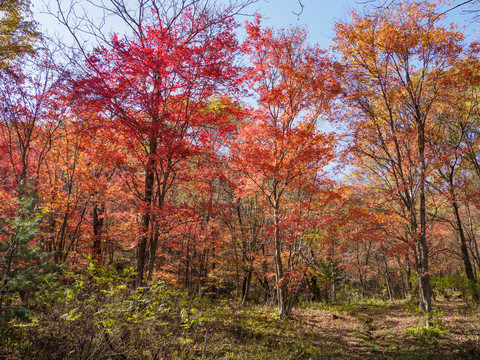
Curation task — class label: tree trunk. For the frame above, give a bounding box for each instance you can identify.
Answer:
[135,137,157,289]
[241,267,252,305]
[146,225,159,282]
[451,196,478,301]
[384,258,393,301]
[309,276,321,302]
[331,267,336,302]
[417,124,432,313]
[92,203,104,263]
[273,200,289,318]
[406,255,413,295]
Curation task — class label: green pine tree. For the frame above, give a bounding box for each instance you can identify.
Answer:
[0,192,55,319]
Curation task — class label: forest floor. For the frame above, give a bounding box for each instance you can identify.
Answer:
[3,295,480,359]
[179,298,480,359]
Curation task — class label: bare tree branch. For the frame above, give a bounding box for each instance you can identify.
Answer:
[39,0,259,70]
[293,0,304,17]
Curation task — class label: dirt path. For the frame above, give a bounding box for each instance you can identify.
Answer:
[292,300,480,359]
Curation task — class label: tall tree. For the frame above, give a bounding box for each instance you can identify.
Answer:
[334,0,478,313]
[71,2,243,288]
[232,18,340,318]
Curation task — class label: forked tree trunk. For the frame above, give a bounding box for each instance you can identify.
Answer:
[241,267,253,305]
[135,137,157,289]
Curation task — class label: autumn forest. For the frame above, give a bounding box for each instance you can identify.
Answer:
[2,0,480,358]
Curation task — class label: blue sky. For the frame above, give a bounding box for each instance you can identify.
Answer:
[253,0,479,47]
[32,0,356,52]
[33,0,479,50]
[33,0,355,47]
[253,0,357,47]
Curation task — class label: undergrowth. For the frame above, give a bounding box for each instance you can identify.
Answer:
[0,263,478,359]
